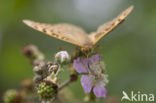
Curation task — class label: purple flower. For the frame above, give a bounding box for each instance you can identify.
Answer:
[73,58,88,73]
[73,54,108,98]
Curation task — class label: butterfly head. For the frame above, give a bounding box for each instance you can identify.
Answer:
[81,46,93,52]
[80,41,94,52]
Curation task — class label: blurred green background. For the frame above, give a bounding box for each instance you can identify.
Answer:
[0,0,156,103]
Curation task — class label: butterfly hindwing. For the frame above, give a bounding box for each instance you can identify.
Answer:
[89,5,134,45]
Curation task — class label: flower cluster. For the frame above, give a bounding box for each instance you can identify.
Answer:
[74,54,109,98]
[33,62,59,84]
[3,44,109,103]
[3,78,34,103]
[37,81,58,99]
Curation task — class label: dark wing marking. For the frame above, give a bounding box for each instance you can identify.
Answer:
[23,20,91,47]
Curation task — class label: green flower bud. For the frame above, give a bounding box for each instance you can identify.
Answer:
[3,90,18,103]
[37,81,58,100]
[55,51,71,65]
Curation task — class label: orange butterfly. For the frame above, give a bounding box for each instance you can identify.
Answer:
[23,5,134,51]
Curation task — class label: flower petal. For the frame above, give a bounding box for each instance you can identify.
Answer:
[93,81,107,98]
[73,58,88,73]
[89,54,102,63]
[81,75,94,93]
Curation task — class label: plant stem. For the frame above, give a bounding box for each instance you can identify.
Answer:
[58,79,72,90]
[55,66,63,76]
[50,95,57,103]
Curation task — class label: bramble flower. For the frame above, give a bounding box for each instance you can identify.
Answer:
[73,54,108,98]
[55,51,71,65]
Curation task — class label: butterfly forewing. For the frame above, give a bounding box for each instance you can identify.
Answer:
[89,5,134,45]
[23,5,134,50]
[23,20,91,47]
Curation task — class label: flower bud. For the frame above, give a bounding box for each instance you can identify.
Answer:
[33,66,43,75]
[20,78,34,92]
[37,81,58,100]
[33,75,43,84]
[70,74,78,82]
[55,51,71,65]
[3,90,21,103]
[22,44,44,65]
[47,62,59,74]
[33,62,48,77]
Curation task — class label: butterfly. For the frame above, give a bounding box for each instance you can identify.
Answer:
[23,5,133,51]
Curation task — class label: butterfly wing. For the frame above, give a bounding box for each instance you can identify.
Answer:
[89,5,134,45]
[23,20,91,47]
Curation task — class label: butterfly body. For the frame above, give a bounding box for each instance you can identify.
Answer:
[23,5,134,52]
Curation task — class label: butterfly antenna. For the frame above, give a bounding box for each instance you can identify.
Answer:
[58,46,74,51]
[93,45,104,53]
[95,45,104,50]
[58,47,65,51]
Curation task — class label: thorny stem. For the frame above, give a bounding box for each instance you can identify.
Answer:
[50,75,77,103]
[58,79,72,90]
